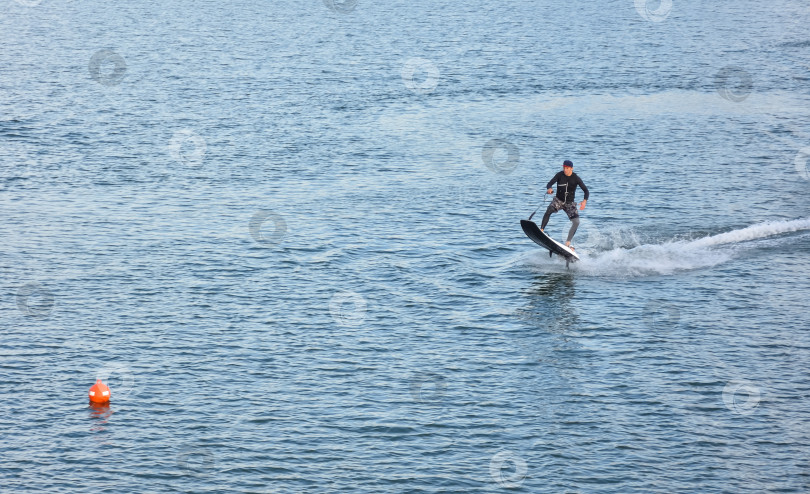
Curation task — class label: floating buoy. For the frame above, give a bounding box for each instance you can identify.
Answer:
[88,379,110,404]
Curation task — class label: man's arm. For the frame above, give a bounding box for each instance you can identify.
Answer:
[578,176,589,210]
[578,176,589,200]
[545,172,560,191]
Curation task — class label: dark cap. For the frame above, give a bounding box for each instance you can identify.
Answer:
[563,160,573,167]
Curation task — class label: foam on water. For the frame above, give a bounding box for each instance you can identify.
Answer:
[558,217,810,277]
[687,217,810,248]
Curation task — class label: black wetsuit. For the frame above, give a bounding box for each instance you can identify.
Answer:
[541,171,590,243]
[546,171,589,204]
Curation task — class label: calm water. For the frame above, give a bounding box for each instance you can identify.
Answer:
[2,0,810,492]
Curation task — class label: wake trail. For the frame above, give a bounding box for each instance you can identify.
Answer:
[687,217,810,248]
[571,217,810,277]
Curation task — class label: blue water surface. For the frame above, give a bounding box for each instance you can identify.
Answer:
[2,1,809,492]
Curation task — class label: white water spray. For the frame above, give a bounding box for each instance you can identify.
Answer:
[559,218,810,277]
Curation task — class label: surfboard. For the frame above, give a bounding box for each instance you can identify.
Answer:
[520,219,580,267]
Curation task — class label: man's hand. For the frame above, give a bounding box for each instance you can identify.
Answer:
[547,188,553,194]
[579,200,587,211]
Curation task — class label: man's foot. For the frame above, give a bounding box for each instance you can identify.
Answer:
[565,241,574,250]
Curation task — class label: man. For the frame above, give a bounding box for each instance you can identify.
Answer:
[540,160,589,249]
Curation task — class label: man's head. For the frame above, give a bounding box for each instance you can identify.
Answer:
[563,160,573,176]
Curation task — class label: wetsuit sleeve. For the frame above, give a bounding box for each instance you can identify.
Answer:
[578,176,589,200]
[545,172,561,189]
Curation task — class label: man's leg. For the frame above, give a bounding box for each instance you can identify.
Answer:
[563,202,580,246]
[540,199,561,231]
[566,217,580,245]
[540,205,556,231]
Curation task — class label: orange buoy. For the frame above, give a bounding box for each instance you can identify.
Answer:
[88,379,110,404]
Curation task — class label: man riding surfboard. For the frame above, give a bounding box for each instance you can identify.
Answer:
[540,160,589,249]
